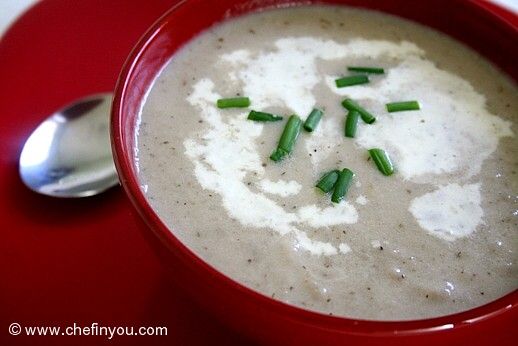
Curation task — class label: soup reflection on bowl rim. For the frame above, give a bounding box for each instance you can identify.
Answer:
[111,0,518,344]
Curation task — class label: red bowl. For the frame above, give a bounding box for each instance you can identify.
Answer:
[111,0,518,344]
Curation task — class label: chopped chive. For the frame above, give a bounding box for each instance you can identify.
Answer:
[316,170,340,193]
[278,115,302,153]
[342,99,376,124]
[386,101,420,112]
[217,97,250,108]
[348,66,385,74]
[368,148,394,176]
[345,110,360,138]
[270,148,288,162]
[335,75,369,88]
[331,168,354,203]
[248,110,283,122]
[270,115,302,162]
[303,108,323,132]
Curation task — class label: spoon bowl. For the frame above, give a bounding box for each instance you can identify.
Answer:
[19,93,118,198]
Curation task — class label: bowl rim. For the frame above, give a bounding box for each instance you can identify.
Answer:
[111,0,518,336]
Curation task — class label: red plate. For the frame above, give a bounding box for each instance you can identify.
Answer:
[0,1,516,345]
[0,1,248,345]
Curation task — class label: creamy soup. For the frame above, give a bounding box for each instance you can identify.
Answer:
[136,6,517,320]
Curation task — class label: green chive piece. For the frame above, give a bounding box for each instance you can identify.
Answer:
[270,115,302,162]
[347,66,385,74]
[342,99,376,124]
[386,101,420,112]
[278,115,302,153]
[247,110,283,122]
[269,148,288,162]
[316,170,340,193]
[303,108,323,132]
[335,75,369,88]
[217,97,250,109]
[368,148,394,176]
[331,168,354,203]
[345,110,360,138]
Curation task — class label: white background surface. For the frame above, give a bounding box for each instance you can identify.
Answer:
[0,0,34,36]
[1,0,517,38]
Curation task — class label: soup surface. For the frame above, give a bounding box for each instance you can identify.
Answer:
[136,5,517,320]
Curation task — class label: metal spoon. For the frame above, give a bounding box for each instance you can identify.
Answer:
[19,94,119,198]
